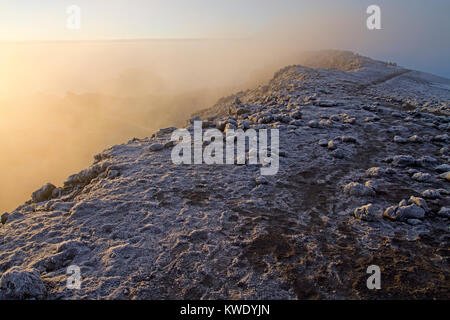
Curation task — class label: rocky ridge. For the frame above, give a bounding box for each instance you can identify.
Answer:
[1,51,449,299]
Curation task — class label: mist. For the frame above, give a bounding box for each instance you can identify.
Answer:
[0,39,307,213]
[0,4,447,213]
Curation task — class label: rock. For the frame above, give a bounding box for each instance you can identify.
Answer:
[383,206,400,220]
[51,188,62,199]
[316,101,338,108]
[289,110,302,119]
[164,140,175,148]
[307,120,319,128]
[107,169,120,179]
[435,164,450,173]
[318,139,328,147]
[392,155,416,167]
[438,172,450,181]
[340,136,357,143]
[384,204,425,221]
[240,120,252,129]
[343,182,375,197]
[437,207,450,218]
[31,183,56,203]
[394,136,407,143]
[331,149,345,159]
[408,196,430,213]
[64,164,105,187]
[255,176,269,185]
[422,189,441,199]
[189,116,201,125]
[408,135,423,143]
[216,121,227,131]
[224,123,237,133]
[149,143,164,152]
[344,117,356,124]
[327,140,338,150]
[1,212,8,226]
[397,204,426,219]
[365,167,384,178]
[418,156,438,167]
[411,172,432,182]
[157,127,177,136]
[407,219,422,225]
[0,267,46,299]
[329,114,340,121]
[188,229,209,242]
[432,134,448,143]
[354,204,378,221]
[364,180,379,191]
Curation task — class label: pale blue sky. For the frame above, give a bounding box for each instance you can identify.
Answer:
[0,0,449,77]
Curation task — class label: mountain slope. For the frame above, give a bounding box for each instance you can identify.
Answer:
[1,51,449,299]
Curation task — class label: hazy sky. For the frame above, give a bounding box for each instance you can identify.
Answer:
[0,0,449,77]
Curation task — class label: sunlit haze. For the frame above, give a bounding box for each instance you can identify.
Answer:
[0,0,449,212]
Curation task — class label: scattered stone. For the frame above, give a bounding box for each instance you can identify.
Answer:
[31,183,56,203]
[289,110,302,119]
[407,219,422,225]
[418,156,438,167]
[107,169,120,179]
[408,196,430,213]
[438,172,450,181]
[366,167,384,178]
[331,149,345,159]
[343,117,356,124]
[307,120,319,128]
[398,204,426,219]
[327,140,338,150]
[365,180,379,191]
[392,155,416,167]
[383,206,400,220]
[51,188,62,198]
[432,134,448,143]
[64,164,106,187]
[399,199,408,207]
[255,176,269,185]
[408,135,423,143]
[343,182,375,197]
[340,136,357,143]
[157,127,177,136]
[149,143,164,152]
[1,212,8,226]
[224,123,237,133]
[318,139,328,147]
[0,267,46,299]
[188,229,209,242]
[422,189,441,199]
[354,204,378,221]
[437,207,450,218]
[394,136,407,143]
[384,204,425,221]
[435,164,450,173]
[411,172,432,182]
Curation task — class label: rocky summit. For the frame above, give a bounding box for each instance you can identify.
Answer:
[1,51,449,299]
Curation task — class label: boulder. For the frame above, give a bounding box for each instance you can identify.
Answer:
[354,204,378,221]
[343,182,375,197]
[31,183,56,203]
[0,267,46,299]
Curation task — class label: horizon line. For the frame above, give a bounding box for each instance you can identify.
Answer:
[0,37,251,44]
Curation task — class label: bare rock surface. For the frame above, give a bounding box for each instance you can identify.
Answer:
[1,51,449,299]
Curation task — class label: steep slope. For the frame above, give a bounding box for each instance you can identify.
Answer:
[1,51,449,299]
